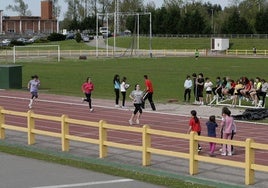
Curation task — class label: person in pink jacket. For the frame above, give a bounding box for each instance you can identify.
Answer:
[81,77,94,112]
[220,107,235,156]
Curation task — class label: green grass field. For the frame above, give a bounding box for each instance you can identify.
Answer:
[19,56,267,107]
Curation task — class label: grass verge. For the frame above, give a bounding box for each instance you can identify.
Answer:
[0,141,244,188]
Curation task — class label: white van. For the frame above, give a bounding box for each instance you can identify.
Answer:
[99,27,108,34]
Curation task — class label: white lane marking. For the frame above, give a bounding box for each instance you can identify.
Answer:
[31,179,134,188]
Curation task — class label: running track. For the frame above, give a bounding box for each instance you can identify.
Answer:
[0,90,268,166]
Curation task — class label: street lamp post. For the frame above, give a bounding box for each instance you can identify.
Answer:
[211,9,214,34]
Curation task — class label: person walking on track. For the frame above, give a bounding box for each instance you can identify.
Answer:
[142,75,156,111]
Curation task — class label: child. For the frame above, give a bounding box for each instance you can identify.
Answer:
[129,84,143,125]
[187,110,202,152]
[204,77,213,104]
[220,107,235,156]
[81,77,94,112]
[206,115,218,156]
[27,75,40,109]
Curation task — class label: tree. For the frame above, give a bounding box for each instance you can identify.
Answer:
[255,9,268,34]
[221,9,253,34]
[179,10,206,34]
[6,0,32,16]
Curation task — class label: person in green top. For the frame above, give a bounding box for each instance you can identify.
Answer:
[195,49,199,59]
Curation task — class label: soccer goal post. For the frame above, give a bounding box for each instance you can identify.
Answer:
[96,12,152,58]
[13,45,60,63]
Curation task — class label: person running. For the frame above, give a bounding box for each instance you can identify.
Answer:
[81,77,94,112]
[142,75,156,111]
[27,75,40,109]
[187,110,202,152]
[113,74,120,107]
[129,84,144,125]
[206,115,218,156]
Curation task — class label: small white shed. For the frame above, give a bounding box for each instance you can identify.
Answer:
[211,38,229,51]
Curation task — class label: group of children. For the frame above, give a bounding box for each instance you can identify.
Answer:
[184,74,268,107]
[188,106,236,157]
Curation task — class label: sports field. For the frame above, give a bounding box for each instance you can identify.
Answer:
[18,56,267,107]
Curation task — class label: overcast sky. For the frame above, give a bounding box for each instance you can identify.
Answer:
[0,0,229,20]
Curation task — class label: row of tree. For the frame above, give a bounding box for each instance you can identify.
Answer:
[6,0,268,34]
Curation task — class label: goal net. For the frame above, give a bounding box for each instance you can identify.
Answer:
[13,45,60,63]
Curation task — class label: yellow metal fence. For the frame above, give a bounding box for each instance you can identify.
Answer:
[0,106,268,185]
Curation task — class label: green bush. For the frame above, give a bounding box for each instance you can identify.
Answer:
[47,33,66,41]
[75,33,82,43]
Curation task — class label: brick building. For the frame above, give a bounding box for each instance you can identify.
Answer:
[0,0,58,34]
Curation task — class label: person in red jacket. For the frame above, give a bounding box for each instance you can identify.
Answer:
[81,77,94,112]
[142,75,156,111]
[187,110,202,152]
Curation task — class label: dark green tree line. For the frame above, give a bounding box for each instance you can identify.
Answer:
[59,0,268,34]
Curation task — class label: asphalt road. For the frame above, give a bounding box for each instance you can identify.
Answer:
[0,152,165,188]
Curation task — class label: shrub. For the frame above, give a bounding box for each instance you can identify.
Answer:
[47,33,66,41]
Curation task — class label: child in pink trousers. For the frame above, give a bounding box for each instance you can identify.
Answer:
[206,115,218,156]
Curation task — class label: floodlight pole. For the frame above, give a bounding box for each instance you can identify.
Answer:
[96,13,99,57]
[149,12,152,58]
[137,13,140,51]
[106,13,109,57]
[113,11,116,57]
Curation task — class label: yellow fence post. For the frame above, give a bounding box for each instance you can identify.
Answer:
[61,114,69,152]
[189,131,198,175]
[99,120,107,158]
[27,110,35,145]
[245,138,255,185]
[0,107,5,139]
[142,125,151,166]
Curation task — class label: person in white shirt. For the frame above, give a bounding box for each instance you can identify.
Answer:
[183,75,192,102]
[204,77,213,104]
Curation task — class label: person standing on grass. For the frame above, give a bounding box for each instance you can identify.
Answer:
[184,75,192,102]
[81,77,94,112]
[196,73,205,105]
[206,115,218,156]
[204,77,213,105]
[113,74,120,107]
[195,49,199,59]
[142,75,156,111]
[187,110,202,152]
[192,73,198,103]
[129,84,143,125]
[27,75,40,109]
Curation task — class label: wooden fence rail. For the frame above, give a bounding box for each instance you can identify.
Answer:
[0,106,268,185]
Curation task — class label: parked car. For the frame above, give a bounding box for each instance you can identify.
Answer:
[82,35,89,42]
[0,39,11,46]
[66,33,75,40]
[28,36,40,43]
